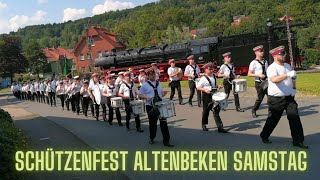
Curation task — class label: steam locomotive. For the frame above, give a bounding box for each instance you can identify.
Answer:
[94,22,305,81]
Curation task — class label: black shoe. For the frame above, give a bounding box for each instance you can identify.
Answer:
[108,122,113,125]
[221,108,226,111]
[127,127,130,131]
[218,128,229,133]
[119,123,124,126]
[202,125,209,131]
[137,128,144,133]
[260,136,272,144]
[103,118,107,122]
[163,142,174,147]
[92,115,96,118]
[189,102,193,107]
[293,142,309,149]
[236,108,245,112]
[149,139,154,145]
[85,114,88,117]
[179,100,183,105]
[252,110,258,118]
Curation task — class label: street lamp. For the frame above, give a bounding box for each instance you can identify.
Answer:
[266,18,273,63]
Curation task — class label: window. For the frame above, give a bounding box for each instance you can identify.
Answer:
[98,51,102,58]
[87,52,91,60]
[201,46,209,53]
[104,51,109,56]
[89,66,92,72]
[82,67,86,73]
[80,54,84,60]
[191,46,201,54]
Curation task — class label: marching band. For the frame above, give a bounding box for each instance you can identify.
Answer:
[10,45,308,149]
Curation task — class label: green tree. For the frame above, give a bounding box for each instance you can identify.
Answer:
[23,40,48,78]
[0,35,27,82]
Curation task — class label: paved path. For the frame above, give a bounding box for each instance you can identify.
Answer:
[1,88,320,180]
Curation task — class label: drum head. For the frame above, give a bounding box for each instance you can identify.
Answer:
[233,79,246,83]
[212,92,227,101]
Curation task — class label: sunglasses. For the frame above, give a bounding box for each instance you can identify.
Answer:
[278,51,286,56]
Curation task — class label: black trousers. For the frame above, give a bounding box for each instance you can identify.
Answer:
[45,94,49,104]
[146,105,170,143]
[260,96,304,143]
[32,92,36,101]
[223,79,240,108]
[36,91,41,102]
[82,96,90,116]
[40,91,45,103]
[201,93,223,128]
[65,96,71,111]
[188,80,202,105]
[252,81,268,112]
[21,92,25,100]
[106,97,122,124]
[48,92,56,106]
[170,81,183,102]
[58,94,65,108]
[123,99,141,129]
[95,103,107,120]
[72,92,81,114]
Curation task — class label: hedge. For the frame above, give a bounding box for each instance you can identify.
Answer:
[0,108,27,180]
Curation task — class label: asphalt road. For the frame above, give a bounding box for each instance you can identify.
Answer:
[1,88,320,180]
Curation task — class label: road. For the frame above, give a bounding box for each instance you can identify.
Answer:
[1,88,319,180]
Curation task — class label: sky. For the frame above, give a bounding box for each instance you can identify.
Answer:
[0,0,157,34]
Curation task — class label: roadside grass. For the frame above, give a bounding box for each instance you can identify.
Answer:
[0,87,10,93]
[160,73,320,96]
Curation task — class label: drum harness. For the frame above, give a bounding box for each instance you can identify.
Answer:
[203,75,220,110]
[190,64,199,82]
[224,64,235,85]
[147,80,163,118]
[255,59,268,90]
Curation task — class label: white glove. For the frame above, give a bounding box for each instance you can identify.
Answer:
[287,70,297,78]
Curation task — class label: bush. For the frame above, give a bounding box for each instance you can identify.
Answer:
[301,49,320,68]
[0,108,27,180]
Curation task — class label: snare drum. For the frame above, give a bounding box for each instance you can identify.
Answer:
[232,79,247,92]
[130,100,145,115]
[212,92,228,109]
[155,100,176,118]
[111,97,123,108]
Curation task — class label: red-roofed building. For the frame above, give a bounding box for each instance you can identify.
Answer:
[43,47,75,75]
[73,26,126,74]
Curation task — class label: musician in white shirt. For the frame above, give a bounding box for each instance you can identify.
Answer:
[248,45,269,118]
[184,55,202,107]
[81,80,91,117]
[102,74,122,126]
[151,63,160,81]
[56,81,67,110]
[138,69,147,86]
[88,73,106,121]
[71,76,83,115]
[46,80,56,106]
[118,71,143,132]
[197,63,228,133]
[167,59,183,104]
[115,72,124,87]
[218,52,244,112]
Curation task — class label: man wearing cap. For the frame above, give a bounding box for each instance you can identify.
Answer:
[128,68,135,80]
[102,74,123,126]
[248,45,269,118]
[71,76,82,115]
[81,80,91,117]
[118,71,144,132]
[56,81,67,110]
[218,52,244,112]
[151,63,160,81]
[196,63,229,133]
[260,46,308,149]
[139,68,174,147]
[138,69,147,86]
[88,73,105,121]
[167,59,183,105]
[115,72,124,87]
[184,55,202,107]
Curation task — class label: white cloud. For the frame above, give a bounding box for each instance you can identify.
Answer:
[92,0,135,15]
[1,10,47,33]
[37,0,48,4]
[63,8,86,22]
[0,2,8,11]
